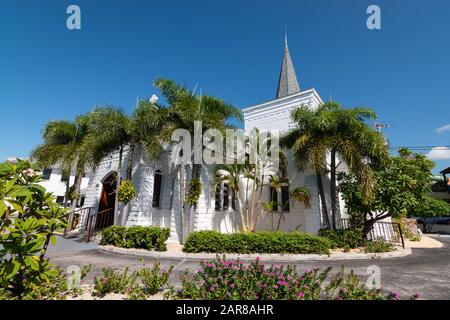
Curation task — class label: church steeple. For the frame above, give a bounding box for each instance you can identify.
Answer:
[276,31,300,99]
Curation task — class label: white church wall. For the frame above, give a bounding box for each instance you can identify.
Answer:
[243,89,323,134]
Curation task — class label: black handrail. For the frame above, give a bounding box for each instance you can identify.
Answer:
[86,208,114,243]
[63,206,94,237]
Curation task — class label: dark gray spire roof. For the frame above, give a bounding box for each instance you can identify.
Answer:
[276,35,300,98]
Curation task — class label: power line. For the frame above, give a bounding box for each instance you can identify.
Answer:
[389,146,450,150]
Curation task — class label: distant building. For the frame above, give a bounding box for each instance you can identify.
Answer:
[5,157,91,207]
[431,167,450,204]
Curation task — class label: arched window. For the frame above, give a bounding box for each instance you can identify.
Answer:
[152,170,163,208]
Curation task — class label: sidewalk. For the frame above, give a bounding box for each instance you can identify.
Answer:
[405,235,443,249]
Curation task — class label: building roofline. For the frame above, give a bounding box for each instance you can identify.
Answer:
[243,88,324,113]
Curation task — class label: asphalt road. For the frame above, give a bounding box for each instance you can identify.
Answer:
[47,235,450,300]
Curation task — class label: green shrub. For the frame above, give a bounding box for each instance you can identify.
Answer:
[139,261,174,295]
[0,265,91,300]
[100,226,127,247]
[183,231,332,255]
[318,228,364,249]
[364,238,395,253]
[92,262,174,299]
[93,267,139,297]
[100,225,170,251]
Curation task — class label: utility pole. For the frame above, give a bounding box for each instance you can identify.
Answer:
[374,122,391,147]
[374,122,390,133]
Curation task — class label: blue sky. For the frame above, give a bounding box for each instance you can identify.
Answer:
[0,0,449,173]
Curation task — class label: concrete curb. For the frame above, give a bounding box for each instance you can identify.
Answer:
[99,245,412,261]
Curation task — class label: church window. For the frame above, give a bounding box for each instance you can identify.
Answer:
[152,170,163,208]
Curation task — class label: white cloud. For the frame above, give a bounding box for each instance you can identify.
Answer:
[426,147,450,160]
[435,124,450,134]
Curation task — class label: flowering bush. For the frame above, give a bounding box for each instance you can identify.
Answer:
[176,257,419,300]
[117,180,137,204]
[0,160,68,299]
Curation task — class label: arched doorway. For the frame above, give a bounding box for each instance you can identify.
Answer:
[96,171,117,229]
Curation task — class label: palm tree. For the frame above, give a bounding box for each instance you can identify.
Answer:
[154,78,242,238]
[281,101,388,229]
[31,116,92,212]
[87,106,132,225]
[215,163,247,229]
[267,174,283,230]
[118,99,170,225]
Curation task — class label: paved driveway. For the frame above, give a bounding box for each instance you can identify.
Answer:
[47,235,450,300]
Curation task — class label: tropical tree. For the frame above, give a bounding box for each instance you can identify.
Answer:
[87,107,132,225]
[338,148,447,238]
[216,130,311,232]
[281,101,388,230]
[30,115,92,212]
[215,163,247,229]
[0,160,67,299]
[154,78,242,239]
[118,100,170,225]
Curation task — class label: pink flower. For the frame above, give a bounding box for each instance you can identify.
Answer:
[24,168,36,177]
[230,283,235,288]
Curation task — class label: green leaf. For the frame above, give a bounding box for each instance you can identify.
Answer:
[4,260,21,280]
[24,256,40,271]
[0,201,7,218]
[50,235,57,246]
[8,200,24,214]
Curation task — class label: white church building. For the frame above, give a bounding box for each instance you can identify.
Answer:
[80,39,346,243]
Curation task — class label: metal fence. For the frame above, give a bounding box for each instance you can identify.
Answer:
[339,218,405,249]
[64,206,93,236]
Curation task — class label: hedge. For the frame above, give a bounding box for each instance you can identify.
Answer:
[100,225,170,251]
[318,228,363,249]
[183,231,333,255]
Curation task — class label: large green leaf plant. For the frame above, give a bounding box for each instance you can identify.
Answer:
[0,159,67,299]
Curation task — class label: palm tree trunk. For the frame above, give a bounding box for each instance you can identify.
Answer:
[121,143,136,226]
[113,146,124,226]
[250,178,257,231]
[316,173,330,229]
[69,171,83,212]
[235,190,246,230]
[179,162,186,244]
[330,149,337,230]
[67,171,83,232]
[188,163,202,236]
[64,171,70,208]
[244,177,250,231]
[126,143,135,180]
